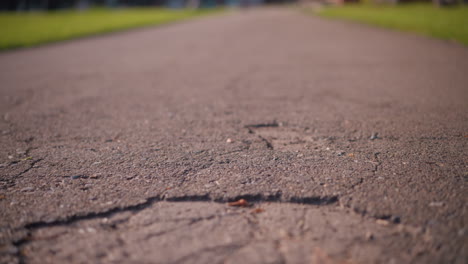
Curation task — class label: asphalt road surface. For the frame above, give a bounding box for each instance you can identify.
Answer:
[0,8,467,264]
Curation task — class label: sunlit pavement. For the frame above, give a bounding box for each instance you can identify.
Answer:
[0,8,467,263]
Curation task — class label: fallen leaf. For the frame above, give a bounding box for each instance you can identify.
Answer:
[228,199,249,207]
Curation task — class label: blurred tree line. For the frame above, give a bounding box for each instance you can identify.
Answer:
[1,0,464,10]
[0,0,295,10]
[0,1,160,10]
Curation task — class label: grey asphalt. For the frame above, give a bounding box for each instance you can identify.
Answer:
[0,8,467,264]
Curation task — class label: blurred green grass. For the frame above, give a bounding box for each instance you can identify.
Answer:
[0,8,220,50]
[316,3,468,45]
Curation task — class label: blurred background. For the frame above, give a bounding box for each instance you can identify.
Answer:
[0,0,467,50]
[0,0,291,10]
[1,0,467,10]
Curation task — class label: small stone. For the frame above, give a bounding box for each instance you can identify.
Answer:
[458,228,465,237]
[71,175,83,180]
[21,187,34,192]
[278,229,291,238]
[429,201,444,207]
[90,173,101,179]
[390,216,401,224]
[370,132,379,140]
[376,219,390,226]
[337,151,345,156]
[226,138,232,143]
[365,231,374,241]
[8,155,13,159]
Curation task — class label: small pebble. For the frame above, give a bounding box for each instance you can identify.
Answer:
[90,173,101,179]
[391,216,401,224]
[370,132,379,140]
[21,187,34,192]
[429,201,444,207]
[376,219,390,226]
[458,228,465,237]
[71,175,83,180]
[226,138,232,143]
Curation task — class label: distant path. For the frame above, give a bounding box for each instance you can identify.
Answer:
[1,8,467,263]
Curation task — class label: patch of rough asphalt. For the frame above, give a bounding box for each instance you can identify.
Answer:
[10,201,436,264]
[0,7,467,264]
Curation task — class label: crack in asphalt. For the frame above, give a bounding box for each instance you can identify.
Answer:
[0,158,45,190]
[372,152,381,173]
[13,158,43,178]
[245,123,278,150]
[258,134,274,150]
[12,193,339,263]
[245,122,279,129]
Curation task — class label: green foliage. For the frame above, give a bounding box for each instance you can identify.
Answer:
[316,3,468,45]
[0,8,220,50]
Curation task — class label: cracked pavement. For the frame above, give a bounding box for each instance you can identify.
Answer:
[0,7,467,264]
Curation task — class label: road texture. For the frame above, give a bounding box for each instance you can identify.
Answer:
[0,7,467,264]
